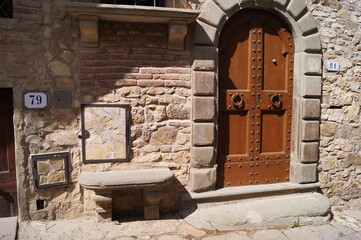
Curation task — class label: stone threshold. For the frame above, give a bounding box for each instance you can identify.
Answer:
[182,182,321,203]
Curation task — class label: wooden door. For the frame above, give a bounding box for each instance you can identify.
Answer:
[217,10,294,187]
[0,89,17,217]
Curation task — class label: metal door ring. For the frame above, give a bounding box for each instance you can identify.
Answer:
[231,93,243,108]
[271,94,282,108]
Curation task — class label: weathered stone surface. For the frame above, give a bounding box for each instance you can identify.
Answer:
[192,97,215,121]
[166,104,190,120]
[46,131,77,146]
[273,0,288,8]
[150,127,177,145]
[193,20,217,45]
[297,11,318,35]
[321,122,337,137]
[190,167,216,192]
[48,171,65,183]
[213,0,239,13]
[50,159,64,171]
[303,54,322,75]
[192,71,215,96]
[345,154,361,167]
[203,232,250,240]
[300,142,319,163]
[287,0,307,19]
[253,230,288,240]
[185,193,330,230]
[301,121,320,141]
[303,33,322,52]
[192,46,216,71]
[49,61,71,76]
[303,99,321,120]
[192,123,215,146]
[301,76,322,97]
[198,0,226,27]
[291,162,317,183]
[283,227,323,240]
[37,161,51,175]
[191,146,215,167]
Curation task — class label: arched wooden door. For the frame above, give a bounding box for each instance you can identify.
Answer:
[217,10,294,188]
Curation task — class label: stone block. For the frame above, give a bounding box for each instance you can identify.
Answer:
[291,162,317,183]
[254,0,273,8]
[192,123,215,146]
[192,97,215,121]
[302,99,320,120]
[194,20,217,46]
[192,46,217,71]
[190,167,217,192]
[240,0,255,7]
[300,142,319,163]
[303,33,322,53]
[301,120,320,141]
[214,0,239,13]
[192,71,215,96]
[286,0,307,20]
[198,0,226,27]
[273,0,288,8]
[79,15,99,47]
[168,21,187,50]
[301,76,322,98]
[297,11,318,36]
[191,146,215,167]
[302,53,322,75]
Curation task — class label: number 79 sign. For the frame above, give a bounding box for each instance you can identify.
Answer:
[24,92,48,109]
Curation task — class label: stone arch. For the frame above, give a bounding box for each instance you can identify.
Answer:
[190,0,323,192]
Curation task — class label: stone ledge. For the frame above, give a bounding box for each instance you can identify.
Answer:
[79,168,174,190]
[182,182,321,202]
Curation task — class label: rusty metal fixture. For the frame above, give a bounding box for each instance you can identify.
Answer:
[271,94,282,108]
[231,93,244,108]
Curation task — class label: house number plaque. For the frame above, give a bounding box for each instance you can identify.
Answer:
[24,92,48,109]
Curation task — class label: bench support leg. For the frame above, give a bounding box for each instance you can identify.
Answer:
[94,190,112,222]
[144,188,162,220]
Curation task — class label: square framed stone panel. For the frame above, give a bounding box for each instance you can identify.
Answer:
[32,152,70,189]
[81,104,130,163]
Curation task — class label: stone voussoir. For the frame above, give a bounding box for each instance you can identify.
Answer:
[303,33,322,53]
[213,0,240,14]
[198,0,226,28]
[286,0,307,20]
[194,20,217,46]
[273,0,288,9]
[297,11,318,36]
[192,97,215,121]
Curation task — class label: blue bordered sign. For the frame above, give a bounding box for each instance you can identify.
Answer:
[326,60,340,72]
[24,92,48,109]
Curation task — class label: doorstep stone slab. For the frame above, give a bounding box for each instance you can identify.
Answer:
[283,227,323,240]
[79,168,174,190]
[252,229,288,240]
[184,192,330,231]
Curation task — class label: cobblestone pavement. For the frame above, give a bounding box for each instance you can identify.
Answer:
[16,210,361,240]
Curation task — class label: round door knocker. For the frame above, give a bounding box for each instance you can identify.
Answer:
[271,94,282,109]
[231,93,243,108]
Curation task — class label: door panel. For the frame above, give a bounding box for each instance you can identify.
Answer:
[0,88,17,217]
[218,10,293,188]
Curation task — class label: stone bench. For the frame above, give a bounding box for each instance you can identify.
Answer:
[79,168,174,221]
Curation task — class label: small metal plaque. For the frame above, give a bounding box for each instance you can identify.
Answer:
[32,152,70,189]
[326,60,340,72]
[24,92,48,109]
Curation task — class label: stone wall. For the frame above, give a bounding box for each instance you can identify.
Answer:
[0,0,360,221]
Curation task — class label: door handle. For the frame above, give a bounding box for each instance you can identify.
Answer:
[271,94,282,109]
[231,93,244,108]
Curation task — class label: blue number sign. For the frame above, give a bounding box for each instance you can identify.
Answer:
[24,92,48,109]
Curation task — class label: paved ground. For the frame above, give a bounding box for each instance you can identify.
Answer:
[15,210,361,240]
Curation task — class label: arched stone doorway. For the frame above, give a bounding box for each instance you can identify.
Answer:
[190,0,323,193]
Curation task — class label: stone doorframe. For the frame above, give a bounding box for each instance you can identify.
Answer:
[190,0,322,192]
